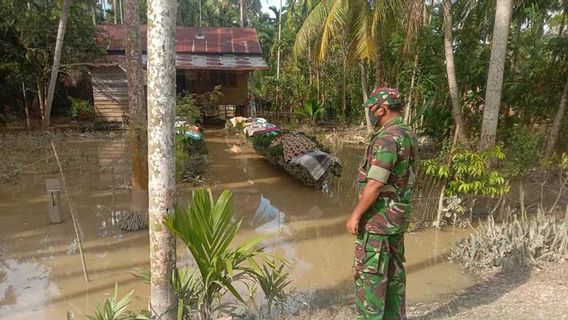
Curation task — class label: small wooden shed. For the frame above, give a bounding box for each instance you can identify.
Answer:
[91,25,268,122]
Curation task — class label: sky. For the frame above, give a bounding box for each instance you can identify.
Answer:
[261,0,282,17]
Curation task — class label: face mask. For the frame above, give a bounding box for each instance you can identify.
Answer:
[368,106,381,127]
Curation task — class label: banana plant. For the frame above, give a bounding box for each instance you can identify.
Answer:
[164,189,265,320]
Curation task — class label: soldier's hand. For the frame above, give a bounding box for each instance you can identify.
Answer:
[346,215,360,235]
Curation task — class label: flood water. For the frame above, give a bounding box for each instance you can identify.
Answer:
[0,129,477,319]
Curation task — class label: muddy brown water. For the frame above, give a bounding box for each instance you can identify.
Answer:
[0,129,477,319]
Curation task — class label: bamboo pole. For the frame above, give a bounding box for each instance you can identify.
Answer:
[51,141,89,283]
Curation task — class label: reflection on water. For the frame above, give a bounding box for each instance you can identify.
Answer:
[0,129,478,319]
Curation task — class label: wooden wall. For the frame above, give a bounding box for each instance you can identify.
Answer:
[91,67,250,122]
[91,66,128,122]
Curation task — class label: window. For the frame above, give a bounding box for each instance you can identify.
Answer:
[209,71,237,87]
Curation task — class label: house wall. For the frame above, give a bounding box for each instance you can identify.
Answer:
[182,70,249,106]
[91,67,250,122]
[91,66,129,122]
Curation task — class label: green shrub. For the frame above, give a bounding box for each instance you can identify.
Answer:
[253,259,291,318]
[502,125,545,177]
[69,98,94,121]
[163,189,267,320]
[176,93,201,125]
[423,145,510,197]
[85,285,134,320]
[294,100,325,124]
[175,131,207,184]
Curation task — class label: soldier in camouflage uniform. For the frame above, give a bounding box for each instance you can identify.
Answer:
[345,87,417,320]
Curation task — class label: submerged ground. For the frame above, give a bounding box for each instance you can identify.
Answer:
[1,129,563,319]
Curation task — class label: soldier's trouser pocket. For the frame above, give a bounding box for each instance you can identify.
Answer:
[354,232,389,276]
[354,232,390,319]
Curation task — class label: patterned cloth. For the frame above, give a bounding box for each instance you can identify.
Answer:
[269,133,318,163]
[365,87,402,110]
[251,126,280,137]
[289,149,340,180]
[356,117,417,235]
[354,232,406,320]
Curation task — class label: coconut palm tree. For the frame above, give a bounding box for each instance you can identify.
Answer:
[293,0,403,124]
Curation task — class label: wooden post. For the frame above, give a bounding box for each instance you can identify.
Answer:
[46,178,63,224]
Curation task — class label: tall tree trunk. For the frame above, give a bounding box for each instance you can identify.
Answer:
[544,79,568,160]
[375,49,382,87]
[404,53,419,125]
[37,79,46,120]
[147,0,177,319]
[479,0,513,149]
[43,0,72,129]
[119,0,123,24]
[359,62,373,133]
[92,2,96,26]
[124,0,148,215]
[342,54,347,119]
[22,82,31,129]
[443,0,466,142]
[239,0,245,27]
[276,0,282,80]
[113,0,118,23]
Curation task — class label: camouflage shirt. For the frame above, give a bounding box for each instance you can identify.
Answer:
[357,117,417,235]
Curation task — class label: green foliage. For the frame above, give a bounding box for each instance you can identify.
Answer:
[253,259,291,318]
[69,98,94,121]
[171,267,201,319]
[251,131,283,158]
[176,93,201,125]
[0,1,103,119]
[175,133,207,184]
[163,189,266,320]
[423,145,509,197]
[502,126,545,177]
[561,153,568,171]
[294,100,325,124]
[86,285,134,320]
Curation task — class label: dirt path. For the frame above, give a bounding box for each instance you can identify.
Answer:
[281,262,568,320]
[408,262,568,320]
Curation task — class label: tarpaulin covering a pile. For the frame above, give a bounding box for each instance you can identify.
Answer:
[226,117,342,187]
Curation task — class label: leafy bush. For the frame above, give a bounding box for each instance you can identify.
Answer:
[423,145,510,197]
[69,98,94,121]
[176,93,201,125]
[253,259,291,318]
[502,125,545,177]
[294,100,325,124]
[175,132,207,184]
[163,189,266,320]
[85,285,135,320]
[251,131,283,157]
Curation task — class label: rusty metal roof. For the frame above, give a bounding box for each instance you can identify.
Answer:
[98,24,263,54]
[102,53,268,71]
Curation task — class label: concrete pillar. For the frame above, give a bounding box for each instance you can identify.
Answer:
[46,178,63,224]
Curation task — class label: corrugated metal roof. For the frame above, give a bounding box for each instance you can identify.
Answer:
[98,25,263,54]
[102,53,268,71]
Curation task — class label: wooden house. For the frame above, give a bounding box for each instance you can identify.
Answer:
[91,25,268,122]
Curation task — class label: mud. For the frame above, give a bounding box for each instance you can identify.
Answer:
[0,129,477,319]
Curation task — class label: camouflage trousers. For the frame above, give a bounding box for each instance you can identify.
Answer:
[353,232,406,320]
